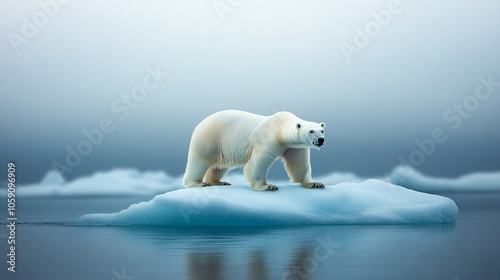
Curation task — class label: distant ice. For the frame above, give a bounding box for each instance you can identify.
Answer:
[6,165,500,197]
[317,166,500,193]
[8,169,181,197]
[317,171,370,185]
[40,170,65,185]
[74,179,458,226]
[390,165,500,192]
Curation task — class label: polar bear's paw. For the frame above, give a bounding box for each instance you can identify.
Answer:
[265,184,278,191]
[202,182,212,187]
[302,182,325,189]
[250,184,279,191]
[212,181,231,186]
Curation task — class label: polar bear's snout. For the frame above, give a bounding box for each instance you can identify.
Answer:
[313,137,325,147]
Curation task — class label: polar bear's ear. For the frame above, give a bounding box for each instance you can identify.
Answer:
[296,123,302,129]
[320,122,325,128]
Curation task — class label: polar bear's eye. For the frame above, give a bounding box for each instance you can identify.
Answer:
[321,130,324,133]
[309,130,314,133]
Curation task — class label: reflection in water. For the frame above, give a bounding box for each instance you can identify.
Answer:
[284,247,314,280]
[184,245,324,280]
[186,252,224,280]
[247,251,268,280]
[185,251,271,280]
[111,224,458,279]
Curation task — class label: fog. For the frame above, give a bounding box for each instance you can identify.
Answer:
[1,0,500,183]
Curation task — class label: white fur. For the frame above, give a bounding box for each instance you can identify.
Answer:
[183,110,326,191]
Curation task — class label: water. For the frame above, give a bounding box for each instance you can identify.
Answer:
[1,193,499,280]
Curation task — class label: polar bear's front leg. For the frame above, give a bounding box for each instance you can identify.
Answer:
[244,153,279,191]
[282,148,324,189]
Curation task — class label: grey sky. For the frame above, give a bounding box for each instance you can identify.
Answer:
[1,0,500,183]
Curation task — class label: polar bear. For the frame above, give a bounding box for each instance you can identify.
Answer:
[183,110,326,191]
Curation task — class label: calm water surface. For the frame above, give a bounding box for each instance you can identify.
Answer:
[1,193,499,280]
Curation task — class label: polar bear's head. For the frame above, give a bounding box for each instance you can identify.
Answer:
[295,121,326,149]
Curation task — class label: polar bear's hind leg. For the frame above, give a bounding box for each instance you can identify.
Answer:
[183,157,212,188]
[204,167,231,186]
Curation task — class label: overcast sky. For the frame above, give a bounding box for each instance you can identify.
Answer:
[1,0,500,183]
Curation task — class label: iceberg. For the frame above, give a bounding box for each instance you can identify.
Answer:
[74,179,458,226]
[390,165,500,192]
